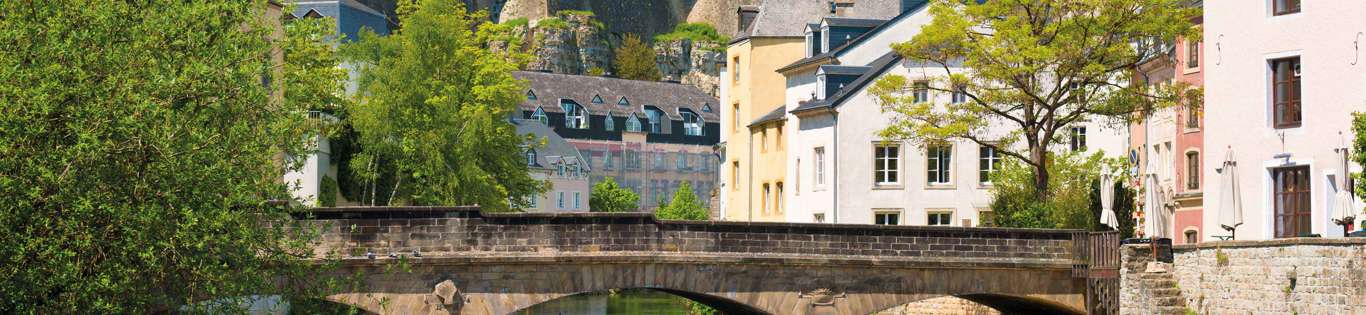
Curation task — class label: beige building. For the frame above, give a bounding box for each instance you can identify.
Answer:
[721,0,902,222]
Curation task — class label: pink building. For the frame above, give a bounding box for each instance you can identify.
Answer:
[1171,14,1205,245]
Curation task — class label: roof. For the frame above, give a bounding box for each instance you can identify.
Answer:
[823,17,888,28]
[776,1,931,73]
[736,0,904,42]
[513,119,589,171]
[513,71,719,122]
[818,65,872,76]
[790,52,903,114]
[748,106,787,127]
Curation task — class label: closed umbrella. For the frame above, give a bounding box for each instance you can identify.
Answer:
[1332,148,1357,236]
[1217,149,1244,239]
[1100,165,1119,229]
[1144,174,1169,239]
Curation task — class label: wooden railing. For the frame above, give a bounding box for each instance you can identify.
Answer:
[1073,231,1120,315]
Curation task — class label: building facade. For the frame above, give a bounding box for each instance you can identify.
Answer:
[515,71,721,211]
[1203,0,1364,240]
[515,119,592,212]
[721,0,906,222]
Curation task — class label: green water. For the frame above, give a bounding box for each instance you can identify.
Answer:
[516,289,695,315]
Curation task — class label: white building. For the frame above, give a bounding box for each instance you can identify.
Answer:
[777,4,1126,226]
[1203,0,1365,240]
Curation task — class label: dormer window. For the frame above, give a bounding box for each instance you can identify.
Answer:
[618,96,630,106]
[805,24,823,57]
[592,94,604,103]
[604,113,616,131]
[531,107,548,125]
[561,99,588,129]
[680,109,703,136]
[625,113,643,132]
[702,104,713,113]
[643,106,665,134]
[526,90,537,100]
[525,149,537,166]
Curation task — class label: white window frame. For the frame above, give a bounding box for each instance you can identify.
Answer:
[557,191,565,210]
[979,145,1000,186]
[531,106,548,125]
[874,209,902,225]
[874,144,901,187]
[912,80,929,103]
[927,209,954,226]
[927,144,953,186]
[561,99,589,129]
[814,147,827,189]
[1069,126,1087,151]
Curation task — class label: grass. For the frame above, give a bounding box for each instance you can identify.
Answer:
[536,17,569,30]
[1215,248,1229,267]
[654,22,729,44]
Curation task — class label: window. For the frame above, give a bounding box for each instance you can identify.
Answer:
[561,100,588,129]
[732,57,741,82]
[874,210,900,225]
[1273,0,1300,16]
[644,107,664,133]
[618,97,630,106]
[875,144,900,185]
[1185,105,1199,129]
[1070,126,1087,151]
[927,211,953,226]
[702,104,712,113]
[927,145,952,185]
[604,151,614,170]
[574,192,581,209]
[557,191,565,209]
[814,147,826,187]
[732,161,740,191]
[775,182,784,213]
[760,129,768,152]
[604,114,616,131]
[525,149,537,166]
[625,113,642,132]
[1184,230,1198,244]
[1272,57,1301,128]
[527,194,538,209]
[979,145,1000,185]
[1273,166,1311,238]
[676,154,688,170]
[951,87,967,104]
[625,151,640,169]
[526,90,537,100]
[813,213,825,223]
[732,103,741,132]
[1186,152,1200,190]
[653,152,665,170]
[761,183,771,214]
[591,95,604,104]
[775,124,783,149]
[681,109,703,136]
[531,107,548,125]
[912,80,929,103]
[1185,39,1199,69]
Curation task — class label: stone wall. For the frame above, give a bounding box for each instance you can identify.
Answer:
[876,296,1001,315]
[303,207,1079,263]
[488,0,760,38]
[655,39,724,96]
[1121,239,1366,315]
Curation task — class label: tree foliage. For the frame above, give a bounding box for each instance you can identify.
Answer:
[0,1,343,312]
[1354,113,1366,198]
[655,182,709,220]
[988,153,1133,235]
[654,22,728,44]
[871,0,1201,197]
[613,33,661,81]
[341,0,545,210]
[590,177,640,212]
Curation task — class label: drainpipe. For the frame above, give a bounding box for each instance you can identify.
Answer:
[832,110,839,224]
[748,124,754,222]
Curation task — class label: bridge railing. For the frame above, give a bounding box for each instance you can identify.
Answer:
[1072,231,1120,315]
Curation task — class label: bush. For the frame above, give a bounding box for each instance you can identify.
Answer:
[536,17,569,30]
[989,152,1129,231]
[590,177,639,212]
[656,182,708,220]
[654,22,728,43]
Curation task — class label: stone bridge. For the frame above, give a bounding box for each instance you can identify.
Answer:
[298,207,1099,315]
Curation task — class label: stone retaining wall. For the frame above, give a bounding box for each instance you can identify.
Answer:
[1121,239,1366,314]
[301,207,1078,265]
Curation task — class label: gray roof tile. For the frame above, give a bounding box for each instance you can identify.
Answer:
[514,71,719,122]
[514,119,589,171]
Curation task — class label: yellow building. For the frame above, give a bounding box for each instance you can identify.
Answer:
[722,1,902,221]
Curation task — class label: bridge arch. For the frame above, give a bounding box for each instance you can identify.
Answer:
[869,293,1085,315]
[512,287,769,315]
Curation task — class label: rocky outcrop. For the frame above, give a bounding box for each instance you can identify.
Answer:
[486,0,759,38]
[655,39,723,96]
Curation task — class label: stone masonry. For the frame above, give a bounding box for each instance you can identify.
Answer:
[1121,239,1366,315]
[299,206,1091,315]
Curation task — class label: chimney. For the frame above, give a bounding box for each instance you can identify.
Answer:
[737,5,759,35]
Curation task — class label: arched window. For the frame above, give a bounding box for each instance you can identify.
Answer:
[680,109,703,136]
[604,113,616,131]
[561,100,588,129]
[531,107,548,125]
[625,113,642,132]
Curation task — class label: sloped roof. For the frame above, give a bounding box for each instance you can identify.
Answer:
[738,0,904,41]
[790,52,903,114]
[513,119,589,171]
[818,65,872,76]
[823,17,888,28]
[748,106,787,127]
[777,1,930,73]
[514,71,719,122]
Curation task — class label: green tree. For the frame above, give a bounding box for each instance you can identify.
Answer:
[590,177,640,212]
[654,22,729,44]
[0,1,342,312]
[656,182,709,220]
[870,0,1201,198]
[1354,113,1366,198]
[613,33,661,81]
[341,0,545,210]
[988,152,1135,232]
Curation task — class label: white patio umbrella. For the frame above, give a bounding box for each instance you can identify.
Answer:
[1332,148,1357,236]
[1144,174,1169,239]
[1099,165,1119,229]
[1217,149,1244,239]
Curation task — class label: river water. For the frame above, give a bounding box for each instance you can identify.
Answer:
[515,289,694,315]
